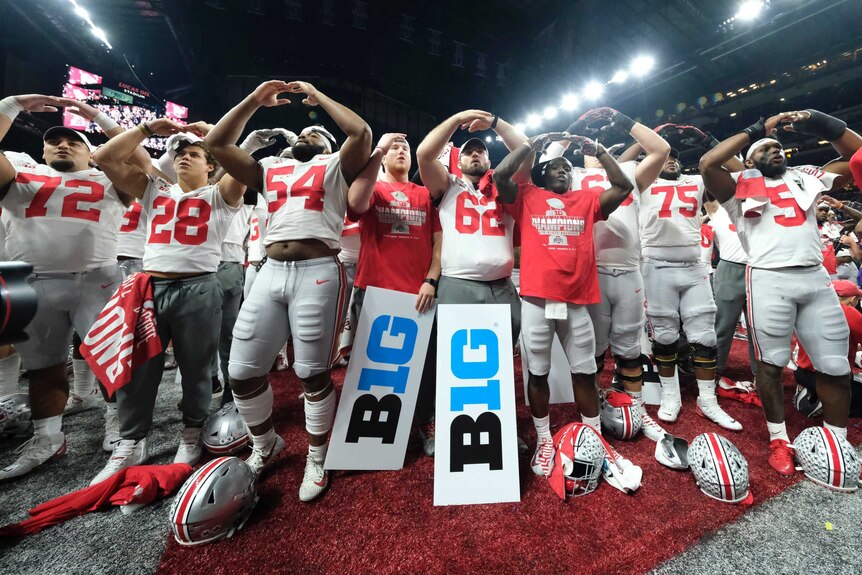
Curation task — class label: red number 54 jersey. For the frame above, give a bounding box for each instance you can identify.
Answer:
[259,153,347,249]
[2,157,125,273]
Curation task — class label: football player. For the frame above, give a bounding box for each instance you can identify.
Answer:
[700,109,861,475]
[206,80,371,501]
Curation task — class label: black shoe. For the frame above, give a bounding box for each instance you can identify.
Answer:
[212,377,223,399]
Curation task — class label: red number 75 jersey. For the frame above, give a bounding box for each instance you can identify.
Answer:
[259,153,348,250]
[2,158,125,273]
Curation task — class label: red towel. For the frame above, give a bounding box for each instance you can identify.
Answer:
[0,464,192,536]
[80,272,162,397]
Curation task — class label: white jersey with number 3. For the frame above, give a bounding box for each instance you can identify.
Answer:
[2,157,125,273]
[259,153,347,249]
[142,178,240,273]
[639,174,706,261]
[118,201,146,259]
[723,166,837,269]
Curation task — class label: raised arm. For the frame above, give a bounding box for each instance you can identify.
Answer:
[284,81,371,185]
[629,121,671,190]
[493,134,550,204]
[821,195,862,223]
[417,110,489,199]
[595,142,635,217]
[0,94,64,144]
[347,132,405,216]
[93,118,185,199]
[783,109,862,190]
[205,80,293,192]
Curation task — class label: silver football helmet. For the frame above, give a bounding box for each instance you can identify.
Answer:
[203,402,250,455]
[600,390,642,440]
[794,426,860,493]
[0,393,33,437]
[689,433,751,504]
[548,422,605,500]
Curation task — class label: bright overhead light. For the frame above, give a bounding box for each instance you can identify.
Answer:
[582,81,604,101]
[610,70,629,84]
[485,136,493,143]
[560,93,579,111]
[74,6,90,20]
[514,123,527,133]
[526,113,542,129]
[543,106,558,120]
[735,0,763,21]
[630,55,655,77]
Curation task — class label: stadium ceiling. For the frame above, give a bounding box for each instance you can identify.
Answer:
[1,0,861,125]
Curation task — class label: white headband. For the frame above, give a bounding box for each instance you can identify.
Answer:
[745,137,781,161]
[300,126,336,153]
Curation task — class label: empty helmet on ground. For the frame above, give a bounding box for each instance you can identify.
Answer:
[203,402,250,455]
[548,422,605,500]
[600,390,642,439]
[794,426,860,493]
[688,433,751,504]
[170,456,257,545]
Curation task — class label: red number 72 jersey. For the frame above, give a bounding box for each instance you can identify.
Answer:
[259,153,348,250]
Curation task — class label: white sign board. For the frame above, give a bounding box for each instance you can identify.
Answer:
[434,304,520,506]
[325,287,434,470]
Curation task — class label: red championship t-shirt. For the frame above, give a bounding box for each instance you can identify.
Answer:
[506,183,605,304]
[354,181,441,294]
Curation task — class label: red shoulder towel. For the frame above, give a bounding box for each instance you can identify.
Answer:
[0,463,192,537]
[80,272,162,397]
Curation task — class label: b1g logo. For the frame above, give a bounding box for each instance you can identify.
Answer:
[345,315,418,444]
[448,329,503,472]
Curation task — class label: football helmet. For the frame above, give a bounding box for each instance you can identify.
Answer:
[203,402,250,455]
[794,427,860,492]
[548,422,605,500]
[170,456,257,545]
[600,390,642,440]
[689,433,751,504]
[793,385,823,418]
[0,393,33,437]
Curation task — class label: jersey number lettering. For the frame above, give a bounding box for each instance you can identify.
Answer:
[767,183,805,228]
[454,192,505,236]
[120,203,143,232]
[578,174,632,206]
[18,173,105,222]
[266,164,326,213]
[651,184,698,218]
[149,196,211,245]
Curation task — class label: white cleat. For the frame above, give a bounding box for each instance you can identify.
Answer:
[696,397,743,431]
[174,427,203,465]
[0,433,66,481]
[64,390,100,416]
[91,438,149,485]
[246,434,285,478]
[530,437,556,477]
[658,398,681,423]
[640,412,668,442]
[299,453,331,502]
[102,409,121,452]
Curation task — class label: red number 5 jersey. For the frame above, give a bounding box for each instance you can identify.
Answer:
[259,153,347,249]
[2,157,125,273]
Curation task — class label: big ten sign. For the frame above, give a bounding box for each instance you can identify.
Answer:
[434,304,520,506]
[325,287,434,471]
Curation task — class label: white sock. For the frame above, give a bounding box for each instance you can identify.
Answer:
[767,421,789,443]
[582,414,601,433]
[697,378,716,402]
[532,415,551,442]
[252,428,277,452]
[308,442,328,464]
[659,370,681,401]
[105,402,117,416]
[0,352,20,395]
[824,422,848,440]
[33,415,63,436]
[72,359,96,397]
[625,390,644,414]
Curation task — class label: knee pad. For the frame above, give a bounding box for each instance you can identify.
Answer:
[652,340,678,369]
[305,384,336,436]
[614,354,643,370]
[691,343,718,371]
[814,356,852,378]
[233,382,273,427]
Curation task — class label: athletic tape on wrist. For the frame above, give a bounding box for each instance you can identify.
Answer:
[0,97,24,121]
[93,112,120,133]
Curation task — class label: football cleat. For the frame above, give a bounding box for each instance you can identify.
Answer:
[0,433,66,481]
[64,390,100,416]
[696,397,743,431]
[768,439,796,476]
[655,432,690,470]
[792,385,823,418]
[640,412,668,443]
[299,453,330,502]
[531,437,556,477]
[246,434,285,478]
[658,377,681,423]
[91,438,149,485]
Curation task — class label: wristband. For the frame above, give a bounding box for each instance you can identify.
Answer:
[703,134,720,149]
[0,97,24,121]
[490,115,499,129]
[742,118,766,142]
[424,278,438,289]
[793,109,847,141]
[612,111,636,132]
[137,123,154,138]
[92,111,120,133]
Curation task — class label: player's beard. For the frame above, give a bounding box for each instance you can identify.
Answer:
[462,162,488,177]
[291,142,326,162]
[49,159,76,172]
[754,156,787,179]
[659,169,680,180]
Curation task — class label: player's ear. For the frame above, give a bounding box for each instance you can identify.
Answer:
[743,158,755,169]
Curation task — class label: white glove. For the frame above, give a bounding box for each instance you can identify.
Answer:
[240,128,297,153]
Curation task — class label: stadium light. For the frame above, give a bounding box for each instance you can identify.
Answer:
[485,136,493,143]
[543,106,558,120]
[610,70,629,84]
[735,0,763,21]
[630,55,655,77]
[526,113,543,129]
[582,81,604,101]
[514,123,527,133]
[68,0,113,49]
[560,93,579,111]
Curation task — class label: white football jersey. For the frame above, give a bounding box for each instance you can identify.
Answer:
[2,157,125,273]
[142,178,240,273]
[710,205,748,264]
[570,161,640,270]
[259,153,347,249]
[117,201,146,259]
[246,194,268,263]
[700,223,714,272]
[339,217,361,264]
[438,173,514,281]
[723,166,837,269]
[639,174,706,261]
[221,204,252,263]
